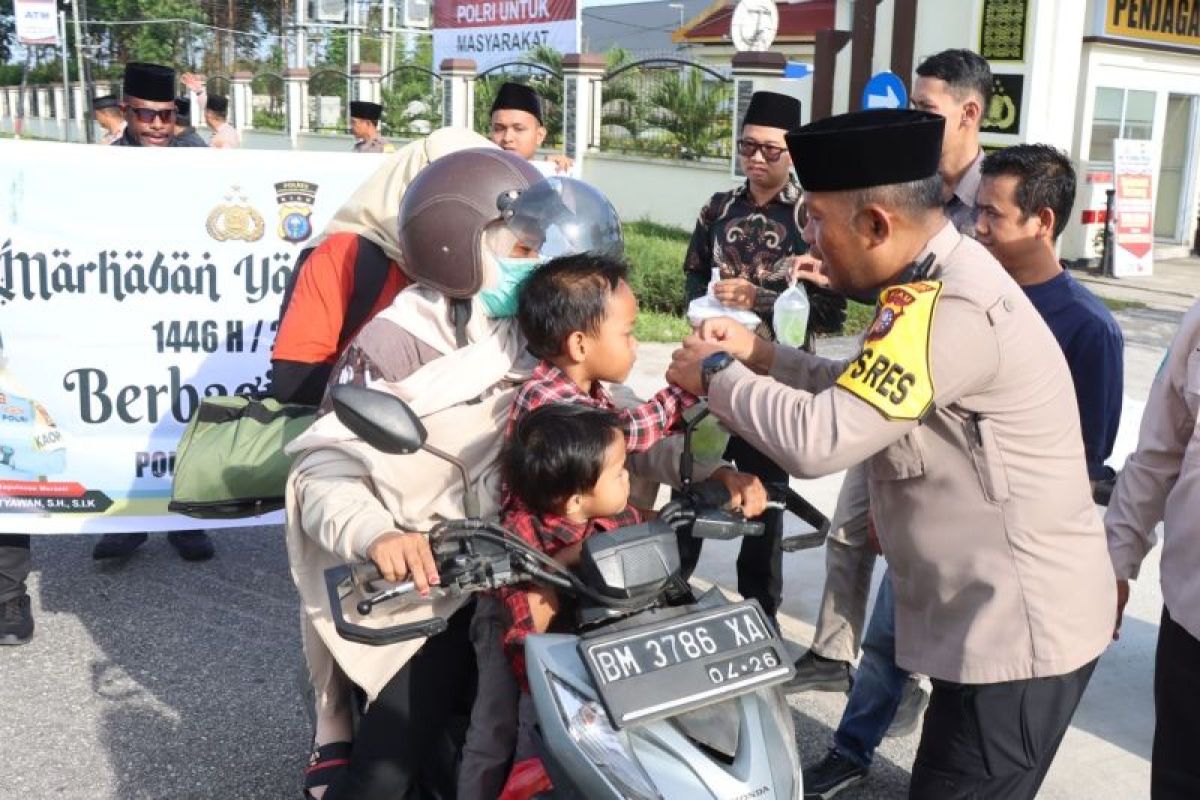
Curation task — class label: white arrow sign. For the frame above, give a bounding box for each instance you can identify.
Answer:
[866,84,901,109]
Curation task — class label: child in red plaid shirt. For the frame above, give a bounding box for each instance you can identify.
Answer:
[499,404,637,680]
[507,252,697,455]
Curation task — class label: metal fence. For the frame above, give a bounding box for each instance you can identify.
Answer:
[598,58,733,161]
[474,61,563,148]
[382,65,441,140]
[308,68,349,133]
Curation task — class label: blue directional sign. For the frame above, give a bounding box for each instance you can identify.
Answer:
[862,71,908,111]
[784,62,812,80]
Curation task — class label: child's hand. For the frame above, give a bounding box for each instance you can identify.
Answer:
[526,585,560,633]
[710,467,768,519]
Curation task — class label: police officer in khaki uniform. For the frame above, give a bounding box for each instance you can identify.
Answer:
[668,109,1114,799]
[350,101,386,153]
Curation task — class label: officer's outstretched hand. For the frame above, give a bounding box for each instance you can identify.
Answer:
[1113,578,1130,641]
[697,317,757,361]
[368,531,441,596]
[666,335,723,396]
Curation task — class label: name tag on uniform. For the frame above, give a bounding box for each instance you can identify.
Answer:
[837,281,941,421]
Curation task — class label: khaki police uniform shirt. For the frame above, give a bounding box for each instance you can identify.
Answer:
[1105,299,1200,642]
[354,136,385,153]
[708,221,1115,684]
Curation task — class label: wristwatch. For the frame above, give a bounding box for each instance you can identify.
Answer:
[701,351,736,395]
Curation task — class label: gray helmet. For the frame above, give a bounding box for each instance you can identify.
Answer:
[398,148,543,298]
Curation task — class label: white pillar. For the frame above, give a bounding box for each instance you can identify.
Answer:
[285,67,310,143]
[36,87,51,119]
[439,59,476,129]
[562,54,605,173]
[351,62,382,104]
[232,71,254,129]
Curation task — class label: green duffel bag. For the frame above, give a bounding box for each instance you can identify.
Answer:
[169,395,316,519]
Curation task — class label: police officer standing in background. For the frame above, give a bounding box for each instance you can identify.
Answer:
[91,95,126,145]
[677,90,846,626]
[668,109,1114,799]
[349,101,386,153]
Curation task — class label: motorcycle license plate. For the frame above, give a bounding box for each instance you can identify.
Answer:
[579,601,794,728]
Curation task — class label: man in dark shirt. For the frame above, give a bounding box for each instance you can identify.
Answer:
[975,143,1124,487]
[171,97,209,147]
[678,91,845,623]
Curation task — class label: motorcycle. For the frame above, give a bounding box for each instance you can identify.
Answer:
[323,384,830,799]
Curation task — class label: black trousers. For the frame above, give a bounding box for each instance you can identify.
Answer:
[1153,606,1200,800]
[909,657,1097,800]
[0,535,31,603]
[676,436,787,619]
[325,603,481,800]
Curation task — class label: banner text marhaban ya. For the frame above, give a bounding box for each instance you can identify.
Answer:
[0,239,297,306]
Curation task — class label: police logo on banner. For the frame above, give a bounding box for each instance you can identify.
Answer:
[206,185,266,242]
[275,181,319,243]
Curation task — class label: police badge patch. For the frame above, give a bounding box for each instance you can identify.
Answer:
[838,281,942,422]
[275,181,318,243]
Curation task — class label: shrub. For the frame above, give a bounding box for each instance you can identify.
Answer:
[624,219,692,315]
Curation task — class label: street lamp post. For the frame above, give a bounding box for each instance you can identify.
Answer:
[669,2,685,50]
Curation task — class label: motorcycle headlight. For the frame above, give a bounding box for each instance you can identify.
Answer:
[547,673,662,800]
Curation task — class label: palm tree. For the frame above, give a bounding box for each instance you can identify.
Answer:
[648,67,732,159]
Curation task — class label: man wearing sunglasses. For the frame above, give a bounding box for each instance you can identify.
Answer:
[110,62,187,149]
[96,63,217,559]
[677,91,846,629]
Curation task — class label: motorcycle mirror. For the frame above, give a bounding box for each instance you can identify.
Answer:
[331,385,428,455]
[329,384,482,519]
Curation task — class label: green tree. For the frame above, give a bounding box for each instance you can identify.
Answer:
[649,67,731,159]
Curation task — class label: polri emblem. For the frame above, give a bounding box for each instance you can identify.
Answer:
[276,181,318,243]
[206,186,266,242]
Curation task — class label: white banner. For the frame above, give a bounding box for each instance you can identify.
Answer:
[0,141,380,533]
[14,0,59,46]
[432,0,578,73]
[1112,138,1155,278]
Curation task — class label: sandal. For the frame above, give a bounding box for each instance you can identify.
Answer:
[304,741,352,800]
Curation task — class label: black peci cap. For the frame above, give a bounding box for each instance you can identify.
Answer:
[92,94,120,111]
[742,91,801,131]
[349,100,382,122]
[787,109,944,192]
[206,94,229,116]
[489,82,542,123]
[122,62,176,102]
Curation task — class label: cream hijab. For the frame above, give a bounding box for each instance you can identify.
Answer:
[316,126,497,265]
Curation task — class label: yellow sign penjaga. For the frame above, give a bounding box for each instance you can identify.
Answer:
[1106,0,1200,49]
[837,281,942,422]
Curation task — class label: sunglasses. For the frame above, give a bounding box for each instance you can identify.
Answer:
[736,139,787,162]
[128,106,175,124]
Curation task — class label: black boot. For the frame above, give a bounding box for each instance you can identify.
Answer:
[92,532,149,559]
[167,531,214,561]
[0,592,33,645]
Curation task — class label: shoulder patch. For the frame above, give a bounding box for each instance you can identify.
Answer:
[837,281,942,421]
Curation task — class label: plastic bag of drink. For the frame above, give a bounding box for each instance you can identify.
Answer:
[772,279,810,348]
[686,268,761,330]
